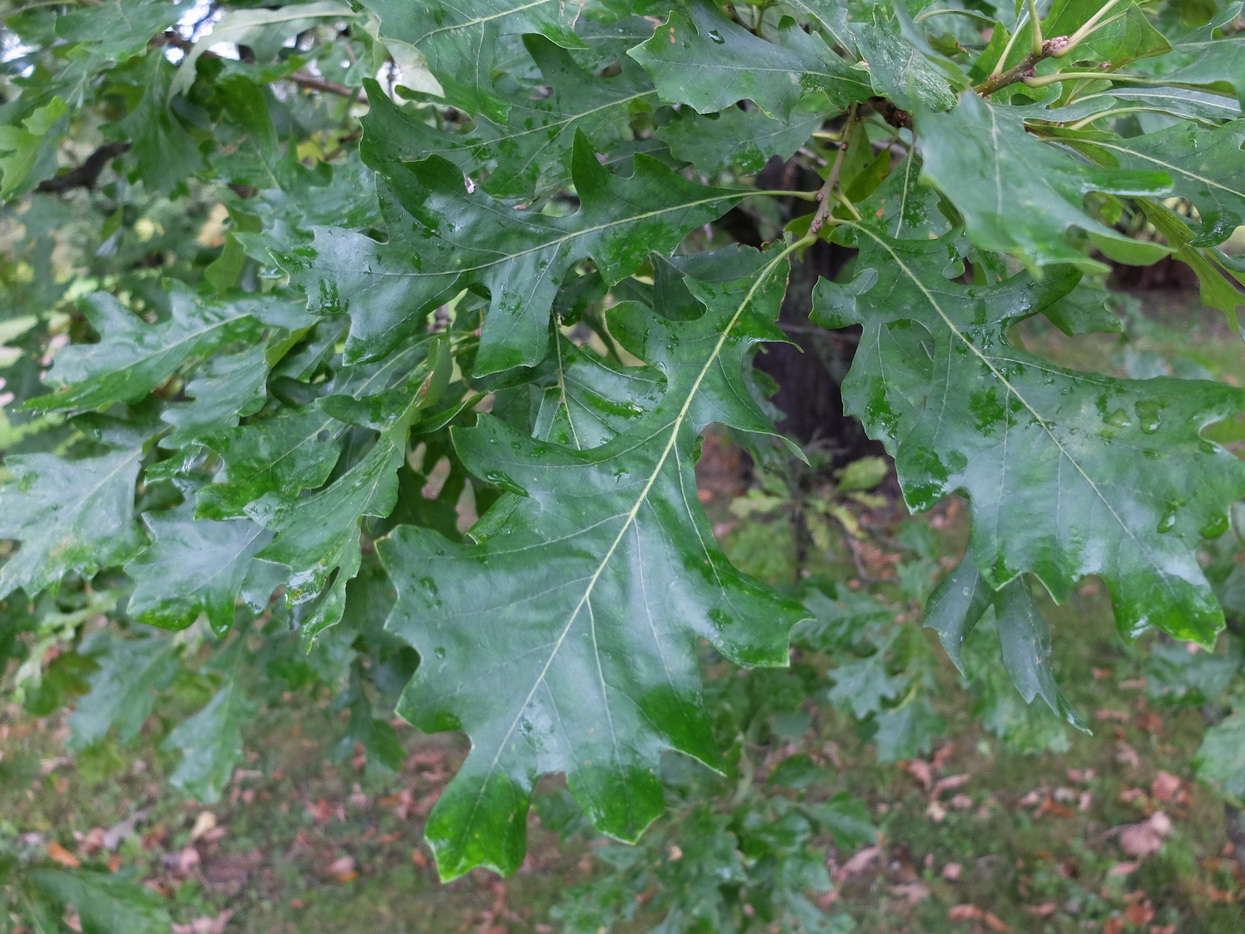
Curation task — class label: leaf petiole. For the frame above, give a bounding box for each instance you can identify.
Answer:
[1026,0,1044,57]
[1053,0,1130,58]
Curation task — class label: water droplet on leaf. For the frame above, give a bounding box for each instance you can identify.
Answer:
[1135,399,1162,434]
[1200,513,1230,539]
[1156,506,1177,533]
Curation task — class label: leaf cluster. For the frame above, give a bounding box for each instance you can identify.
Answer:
[1,0,1244,906]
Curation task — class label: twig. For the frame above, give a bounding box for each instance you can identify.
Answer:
[975,35,1070,97]
[809,105,856,235]
[35,142,131,193]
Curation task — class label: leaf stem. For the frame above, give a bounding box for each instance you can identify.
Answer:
[913,8,994,26]
[991,17,1027,82]
[1054,0,1130,58]
[809,106,856,235]
[1025,0,1044,56]
[1022,70,1149,88]
[975,35,1071,97]
[752,188,821,203]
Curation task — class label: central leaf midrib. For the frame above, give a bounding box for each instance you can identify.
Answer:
[458,246,795,846]
[854,224,1172,591]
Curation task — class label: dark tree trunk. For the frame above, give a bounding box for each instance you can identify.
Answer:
[735,157,884,464]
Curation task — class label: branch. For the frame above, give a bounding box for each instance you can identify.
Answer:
[864,96,912,131]
[974,35,1070,97]
[35,142,131,194]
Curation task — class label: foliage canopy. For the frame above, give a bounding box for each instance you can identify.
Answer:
[2,0,1245,924]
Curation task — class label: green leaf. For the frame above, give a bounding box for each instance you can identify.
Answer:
[0,96,66,198]
[165,680,260,803]
[814,226,1245,643]
[873,696,945,762]
[1093,120,1245,240]
[27,289,306,412]
[659,105,825,176]
[992,576,1087,730]
[292,131,739,374]
[1045,1,1170,67]
[29,867,171,934]
[194,406,341,519]
[54,0,189,61]
[850,5,958,112]
[194,342,424,519]
[1145,638,1241,706]
[0,448,144,600]
[379,248,807,880]
[917,92,1172,269]
[361,39,657,197]
[357,0,584,120]
[251,431,404,636]
[827,649,903,719]
[1195,706,1245,801]
[115,56,207,193]
[922,553,995,672]
[526,331,665,449]
[1089,87,1242,125]
[161,344,272,449]
[127,507,283,634]
[1137,4,1245,92]
[630,1,871,118]
[67,630,180,752]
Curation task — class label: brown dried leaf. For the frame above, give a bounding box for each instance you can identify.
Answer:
[45,841,80,868]
[1116,812,1172,858]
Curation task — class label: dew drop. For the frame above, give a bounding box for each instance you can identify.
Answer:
[708,29,725,44]
[1135,399,1162,434]
[1103,408,1132,429]
[1200,513,1230,539]
[434,646,447,659]
[1156,506,1177,533]
[483,470,525,495]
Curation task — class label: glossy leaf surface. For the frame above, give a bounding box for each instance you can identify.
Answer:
[380,252,808,879]
[814,227,1245,643]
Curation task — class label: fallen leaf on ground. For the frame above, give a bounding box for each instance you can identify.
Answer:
[933,774,972,798]
[327,855,357,883]
[1115,813,1173,858]
[902,759,933,790]
[45,841,79,867]
[1150,772,1183,803]
[836,845,880,880]
[171,910,234,934]
[1123,899,1154,925]
[889,882,931,903]
[189,811,216,842]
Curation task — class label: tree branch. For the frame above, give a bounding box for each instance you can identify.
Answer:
[974,35,1070,98]
[35,142,131,194]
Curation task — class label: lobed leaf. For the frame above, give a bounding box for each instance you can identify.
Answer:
[917,92,1172,270]
[356,0,584,121]
[814,226,1245,644]
[0,448,144,600]
[380,248,808,879]
[288,130,741,374]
